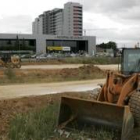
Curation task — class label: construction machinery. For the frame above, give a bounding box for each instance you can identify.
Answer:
[58,48,140,140]
[0,52,21,68]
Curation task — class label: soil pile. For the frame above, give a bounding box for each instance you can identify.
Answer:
[0,65,105,84]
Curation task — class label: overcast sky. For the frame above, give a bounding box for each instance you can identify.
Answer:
[0,0,140,47]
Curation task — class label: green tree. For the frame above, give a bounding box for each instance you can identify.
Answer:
[97,41,117,50]
[106,41,117,50]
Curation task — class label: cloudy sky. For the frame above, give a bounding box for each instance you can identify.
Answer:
[0,0,140,47]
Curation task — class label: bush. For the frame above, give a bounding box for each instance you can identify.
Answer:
[9,104,58,140]
[63,57,120,64]
[4,68,16,80]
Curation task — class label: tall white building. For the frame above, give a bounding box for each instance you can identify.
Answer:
[43,9,63,35]
[33,9,63,35]
[32,15,43,35]
[63,2,82,36]
[32,2,83,36]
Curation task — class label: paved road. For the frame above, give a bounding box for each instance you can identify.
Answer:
[21,64,118,71]
[0,79,105,100]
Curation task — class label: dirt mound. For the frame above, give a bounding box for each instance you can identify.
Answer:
[0,65,105,84]
[60,64,104,79]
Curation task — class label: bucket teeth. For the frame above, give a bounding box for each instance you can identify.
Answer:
[58,114,77,129]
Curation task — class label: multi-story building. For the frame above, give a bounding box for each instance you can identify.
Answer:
[63,2,82,36]
[32,15,43,35]
[42,9,63,35]
[33,9,63,35]
[32,2,83,36]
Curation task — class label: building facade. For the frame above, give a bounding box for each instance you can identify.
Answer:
[0,34,96,55]
[42,9,63,35]
[32,2,83,36]
[32,15,43,35]
[63,2,82,36]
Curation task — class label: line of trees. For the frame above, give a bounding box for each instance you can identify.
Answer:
[96,41,119,57]
[96,41,117,50]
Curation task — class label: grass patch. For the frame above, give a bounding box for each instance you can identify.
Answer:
[8,103,58,140]
[22,57,120,65]
[8,103,114,140]
[55,57,120,65]
[4,68,16,80]
[63,57,120,64]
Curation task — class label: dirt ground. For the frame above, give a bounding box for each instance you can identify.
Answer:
[21,64,118,71]
[0,64,106,85]
[0,65,105,139]
[0,79,105,99]
[0,92,92,139]
[0,64,136,140]
[0,92,140,140]
[0,64,104,77]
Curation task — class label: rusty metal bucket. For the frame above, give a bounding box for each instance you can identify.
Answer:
[58,96,134,140]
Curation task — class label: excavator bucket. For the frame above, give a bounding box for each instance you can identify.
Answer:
[58,96,134,140]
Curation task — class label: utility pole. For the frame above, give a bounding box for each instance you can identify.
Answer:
[83,29,86,36]
[138,42,139,48]
[16,34,20,56]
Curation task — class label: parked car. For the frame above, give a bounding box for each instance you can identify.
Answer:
[36,54,47,61]
[20,54,31,59]
[31,54,37,58]
[46,54,53,59]
[70,53,76,57]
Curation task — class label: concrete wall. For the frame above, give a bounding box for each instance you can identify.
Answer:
[84,36,96,55]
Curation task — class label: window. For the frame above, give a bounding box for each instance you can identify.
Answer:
[7,40,11,45]
[29,40,36,46]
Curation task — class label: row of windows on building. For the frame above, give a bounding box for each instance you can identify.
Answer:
[0,39,83,48]
[0,40,36,51]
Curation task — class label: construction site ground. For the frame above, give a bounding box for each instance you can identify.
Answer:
[0,91,101,139]
[0,64,105,139]
[0,64,138,140]
[21,64,118,71]
[0,92,140,140]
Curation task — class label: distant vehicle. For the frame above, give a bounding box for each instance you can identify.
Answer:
[70,53,76,57]
[85,53,90,57]
[36,54,47,61]
[20,54,31,59]
[0,53,21,68]
[46,54,53,59]
[31,54,37,58]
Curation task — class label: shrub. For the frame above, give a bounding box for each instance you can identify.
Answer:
[4,68,16,80]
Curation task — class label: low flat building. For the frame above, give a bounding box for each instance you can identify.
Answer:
[0,33,96,55]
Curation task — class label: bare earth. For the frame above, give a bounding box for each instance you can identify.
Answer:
[0,64,138,140]
[0,64,117,100]
[0,79,105,100]
[21,64,118,71]
[0,64,110,99]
